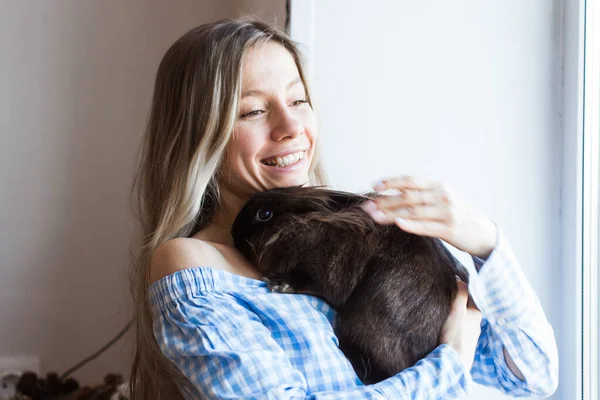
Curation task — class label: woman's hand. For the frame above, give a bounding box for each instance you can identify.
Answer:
[439,280,482,370]
[360,176,497,258]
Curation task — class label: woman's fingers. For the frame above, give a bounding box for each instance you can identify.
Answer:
[453,280,469,311]
[360,200,395,224]
[393,218,452,238]
[368,176,455,226]
[365,175,497,257]
[374,176,443,192]
[375,189,450,208]
[376,202,452,221]
[440,279,482,370]
[361,199,454,237]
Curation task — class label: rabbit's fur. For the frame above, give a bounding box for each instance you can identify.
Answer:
[231,186,470,383]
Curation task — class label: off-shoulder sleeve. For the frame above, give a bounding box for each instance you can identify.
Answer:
[150,269,471,399]
[469,230,559,397]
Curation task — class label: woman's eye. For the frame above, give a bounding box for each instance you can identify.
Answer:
[240,109,264,119]
[291,99,308,106]
[256,209,273,222]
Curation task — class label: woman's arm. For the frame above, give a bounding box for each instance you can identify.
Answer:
[361,176,559,397]
[468,231,559,396]
[151,276,471,399]
[155,298,469,400]
[149,239,475,399]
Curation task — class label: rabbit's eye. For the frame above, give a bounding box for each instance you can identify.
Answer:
[256,209,273,222]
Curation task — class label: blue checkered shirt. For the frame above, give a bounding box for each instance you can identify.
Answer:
[149,230,558,399]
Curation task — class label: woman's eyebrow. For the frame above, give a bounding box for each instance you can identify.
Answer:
[241,77,303,98]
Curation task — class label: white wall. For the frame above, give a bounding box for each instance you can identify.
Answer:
[236,0,287,27]
[0,0,284,385]
[298,1,563,399]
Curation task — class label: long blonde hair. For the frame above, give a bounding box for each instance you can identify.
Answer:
[128,19,327,399]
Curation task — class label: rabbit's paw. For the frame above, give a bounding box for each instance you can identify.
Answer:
[262,277,297,293]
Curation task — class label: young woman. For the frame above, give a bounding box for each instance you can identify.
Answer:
[129,19,558,399]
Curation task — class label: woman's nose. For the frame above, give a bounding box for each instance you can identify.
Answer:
[270,108,304,141]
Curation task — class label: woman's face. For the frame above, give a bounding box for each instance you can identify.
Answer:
[220,41,318,199]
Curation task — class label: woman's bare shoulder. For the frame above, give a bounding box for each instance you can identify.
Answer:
[150,237,224,285]
[150,236,262,284]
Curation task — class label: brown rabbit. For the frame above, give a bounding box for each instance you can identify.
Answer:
[231,186,470,384]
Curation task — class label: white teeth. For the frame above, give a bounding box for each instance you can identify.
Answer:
[263,151,305,167]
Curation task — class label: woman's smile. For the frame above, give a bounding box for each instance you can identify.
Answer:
[261,151,308,173]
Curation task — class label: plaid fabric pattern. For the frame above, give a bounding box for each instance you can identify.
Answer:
[469,233,559,396]
[149,230,558,399]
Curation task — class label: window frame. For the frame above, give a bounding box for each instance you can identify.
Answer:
[581,1,600,399]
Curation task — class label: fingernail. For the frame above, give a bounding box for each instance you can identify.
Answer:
[395,217,411,228]
[360,200,376,212]
[373,209,387,220]
[372,180,386,190]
